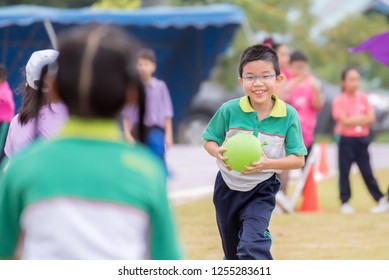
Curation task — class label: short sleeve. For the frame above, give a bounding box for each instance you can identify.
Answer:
[160,82,174,118]
[201,106,227,146]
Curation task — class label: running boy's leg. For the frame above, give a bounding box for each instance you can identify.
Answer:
[213,172,240,260]
[355,136,383,201]
[237,175,280,260]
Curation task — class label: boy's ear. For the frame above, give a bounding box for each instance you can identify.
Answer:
[238,76,243,85]
[276,74,284,85]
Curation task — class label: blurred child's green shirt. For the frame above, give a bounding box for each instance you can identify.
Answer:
[0,118,181,260]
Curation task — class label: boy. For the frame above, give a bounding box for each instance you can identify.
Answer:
[202,44,306,260]
[287,50,323,160]
[0,64,15,162]
[122,48,174,165]
[0,25,181,260]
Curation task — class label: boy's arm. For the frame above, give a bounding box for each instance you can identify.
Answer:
[122,116,135,144]
[204,140,230,170]
[164,117,173,149]
[242,154,304,174]
[311,78,323,110]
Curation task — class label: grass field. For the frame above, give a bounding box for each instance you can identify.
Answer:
[174,169,389,260]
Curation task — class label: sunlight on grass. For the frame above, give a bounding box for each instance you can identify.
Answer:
[174,169,389,260]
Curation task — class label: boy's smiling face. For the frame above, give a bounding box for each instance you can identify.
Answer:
[238,60,282,109]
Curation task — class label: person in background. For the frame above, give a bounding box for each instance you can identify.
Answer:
[263,38,292,100]
[0,24,181,260]
[287,50,323,161]
[332,66,389,214]
[0,64,15,163]
[121,48,174,170]
[3,50,68,159]
[202,44,306,260]
[263,38,293,212]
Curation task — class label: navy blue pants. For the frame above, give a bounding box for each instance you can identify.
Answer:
[213,172,280,260]
[146,126,166,163]
[338,136,383,204]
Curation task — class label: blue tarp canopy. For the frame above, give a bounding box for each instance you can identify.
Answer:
[0,4,244,130]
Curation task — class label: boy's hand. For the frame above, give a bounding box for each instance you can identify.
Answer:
[241,152,269,174]
[165,134,173,149]
[217,146,231,171]
[124,132,136,144]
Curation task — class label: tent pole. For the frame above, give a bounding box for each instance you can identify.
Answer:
[43,20,58,50]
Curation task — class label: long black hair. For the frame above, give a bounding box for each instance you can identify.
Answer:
[18,65,49,126]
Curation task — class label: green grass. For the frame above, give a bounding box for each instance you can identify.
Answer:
[174,169,389,260]
[374,131,389,143]
[315,132,389,144]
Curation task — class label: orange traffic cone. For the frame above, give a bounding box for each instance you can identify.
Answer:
[315,141,330,178]
[299,165,319,212]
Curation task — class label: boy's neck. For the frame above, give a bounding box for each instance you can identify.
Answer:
[142,76,153,85]
[250,97,275,119]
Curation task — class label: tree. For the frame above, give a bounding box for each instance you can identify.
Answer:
[0,0,98,7]
[314,13,389,89]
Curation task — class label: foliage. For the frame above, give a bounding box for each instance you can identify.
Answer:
[93,0,140,8]
[172,0,389,91]
[315,13,389,89]
[0,0,98,7]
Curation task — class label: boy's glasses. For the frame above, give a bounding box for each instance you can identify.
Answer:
[242,74,277,83]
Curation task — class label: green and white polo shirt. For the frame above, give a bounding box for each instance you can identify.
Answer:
[202,94,307,192]
[0,118,181,260]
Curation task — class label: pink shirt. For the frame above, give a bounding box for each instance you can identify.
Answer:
[4,103,68,157]
[0,81,15,122]
[281,68,292,80]
[287,76,319,147]
[332,92,373,137]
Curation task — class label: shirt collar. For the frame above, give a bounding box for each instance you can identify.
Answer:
[60,117,123,141]
[239,94,286,117]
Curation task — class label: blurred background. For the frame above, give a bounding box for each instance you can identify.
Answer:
[1,0,388,143]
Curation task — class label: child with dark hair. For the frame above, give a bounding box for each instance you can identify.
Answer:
[263,38,293,211]
[121,48,174,168]
[202,44,306,260]
[332,66,389,214]
[0,64,14,162]
[3,50,68,158]
[287,50,323,161]
[0,24,181,260]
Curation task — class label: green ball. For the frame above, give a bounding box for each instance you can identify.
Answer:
[223,133,262,172]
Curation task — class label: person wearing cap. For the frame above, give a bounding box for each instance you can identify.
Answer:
[3,49,68,158]
[0,64,15,163]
